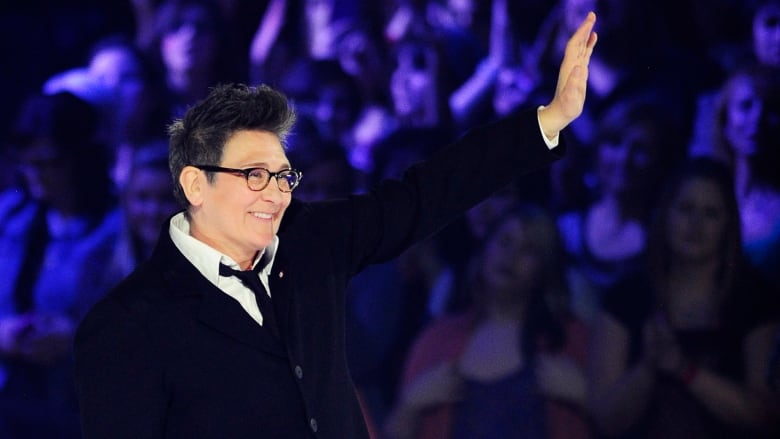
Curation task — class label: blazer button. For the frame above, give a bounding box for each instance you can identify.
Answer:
[294,365,303,379]
[309,418,318,432]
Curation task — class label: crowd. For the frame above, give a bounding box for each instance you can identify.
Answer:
[1,0,779,438]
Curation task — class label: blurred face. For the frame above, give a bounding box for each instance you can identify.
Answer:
[390,43,439,124]
[17,139,72,203]
[189,130,292,263]
[338,29,376,77]
[666,177,727,262]
[753,4,780,67]
[161,6,218,76]
[124,166,178,250]
[596,122,659,196]
[481,217,543,295]
[724,76,762,157]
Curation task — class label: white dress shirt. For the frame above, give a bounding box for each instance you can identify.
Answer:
[169,212,278,326]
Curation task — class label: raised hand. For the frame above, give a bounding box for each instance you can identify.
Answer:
[538,11,598,139]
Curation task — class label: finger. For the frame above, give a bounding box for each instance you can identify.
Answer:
[574,12,597,49]
[558,13,597,92]
[562,13,596,64]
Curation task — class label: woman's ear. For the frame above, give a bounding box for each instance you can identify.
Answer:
[179,166,205,207]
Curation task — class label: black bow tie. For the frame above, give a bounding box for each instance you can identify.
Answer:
[219,263,280,338]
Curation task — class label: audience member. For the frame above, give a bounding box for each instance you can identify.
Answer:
[248,0,367,86]
[0,91,118,439]
[384,204,591,439]
[587,158,780,438]
[749,0,780,68]
[556,92,687,323]
[84,36,171,178]
[387,31,456,134]
[348,125,464,425]
[710,66,780,244]
[695,65,780,286]
[44,35,171,188]
[144,0,247,118]
[688,0,780,160]
[448,0,550,131]
[78,139,179,303]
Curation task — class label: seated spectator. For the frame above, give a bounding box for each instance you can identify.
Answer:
[696,65,780,286]
[384,204,591,439]
[78,139,179,302]
[689,0,780,160]
[0,91,118,438]
[587,158,780,438]
[556,92,687,323]
[718,66,780,241]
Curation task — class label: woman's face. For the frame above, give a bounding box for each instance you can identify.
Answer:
[481,217,543,296]
[724,76,764,157]
[753,4,780,67]
[124,166,179,250]
[596,122,660,196]
[390,42,440,124]
[18,139,72,204]
[666,177,728,262]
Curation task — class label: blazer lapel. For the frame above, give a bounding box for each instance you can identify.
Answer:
[197,288,286,358]
[153,221,286,358]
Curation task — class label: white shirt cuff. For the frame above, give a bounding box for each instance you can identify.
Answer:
[537,105,559,149]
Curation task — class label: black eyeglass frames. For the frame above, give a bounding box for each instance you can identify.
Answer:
[191,164,302,192]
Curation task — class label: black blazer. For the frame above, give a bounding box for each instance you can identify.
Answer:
[74,109,565,438]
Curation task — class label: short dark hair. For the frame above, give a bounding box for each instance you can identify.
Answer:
[167,83,296,209]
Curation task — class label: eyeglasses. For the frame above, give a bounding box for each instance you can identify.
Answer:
[191,164,302,193]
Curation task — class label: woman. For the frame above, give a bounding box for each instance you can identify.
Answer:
[587,158,780,438]
[384,204,591,439]
[556,93,686,323]
[0,91,119,438]
[705,65,780,288]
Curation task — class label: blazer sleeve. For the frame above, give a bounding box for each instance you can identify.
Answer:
[346,107,565,271]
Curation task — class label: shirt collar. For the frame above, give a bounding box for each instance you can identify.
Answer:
[169,212,280,286]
